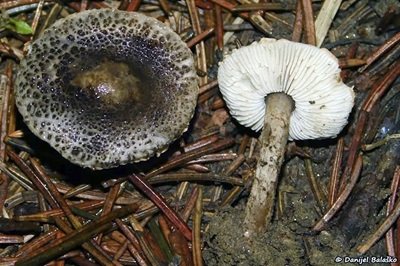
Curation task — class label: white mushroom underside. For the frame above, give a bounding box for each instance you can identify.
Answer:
[218,38,355,140]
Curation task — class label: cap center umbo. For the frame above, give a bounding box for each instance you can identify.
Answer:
[71,61,144,106]
[64,54,160,119]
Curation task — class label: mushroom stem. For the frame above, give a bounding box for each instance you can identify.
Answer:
[244,92,294,236]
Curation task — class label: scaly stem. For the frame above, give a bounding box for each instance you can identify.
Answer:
[244,93,293,236]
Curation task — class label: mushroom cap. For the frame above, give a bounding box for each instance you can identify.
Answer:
[15,9,198,170]
[218,38,354,140]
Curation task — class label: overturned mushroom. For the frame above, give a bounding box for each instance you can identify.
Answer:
[218,38,354,235]
[15,9,198,170]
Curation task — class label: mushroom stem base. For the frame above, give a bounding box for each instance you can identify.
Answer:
[244,92,293,236]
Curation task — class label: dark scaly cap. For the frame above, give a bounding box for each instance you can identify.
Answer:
[15,9,198,169]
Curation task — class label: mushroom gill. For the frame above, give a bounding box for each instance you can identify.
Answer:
[218,38,354,235]
[15,9,198,170]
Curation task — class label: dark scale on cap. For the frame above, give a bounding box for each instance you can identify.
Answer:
[15,9,198,170]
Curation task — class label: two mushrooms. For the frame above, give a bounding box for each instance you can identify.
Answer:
[16,9,354,235]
